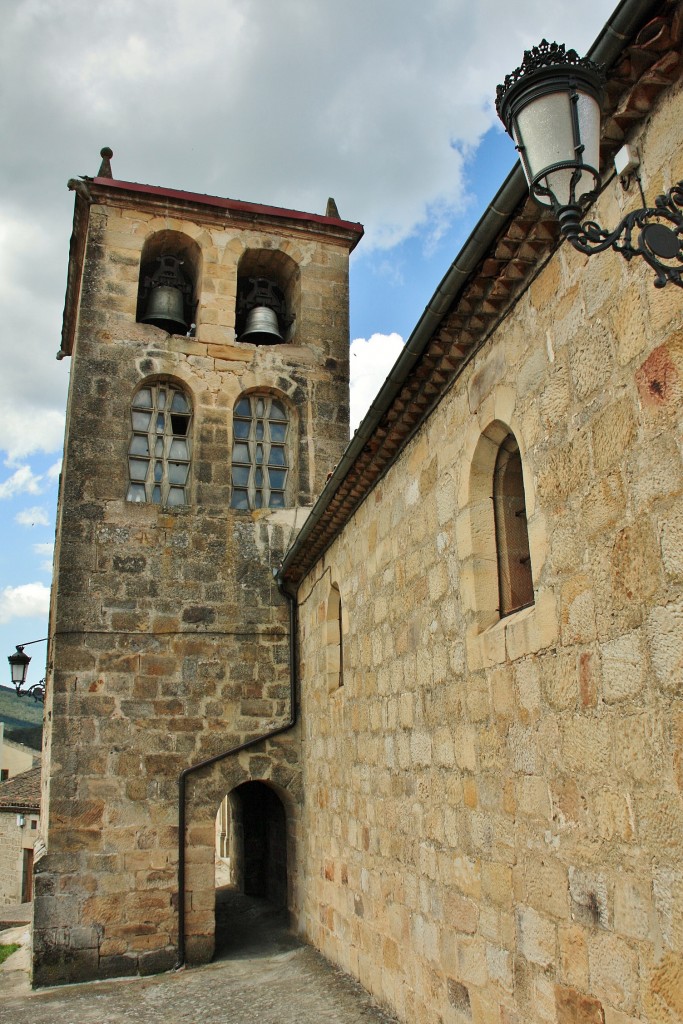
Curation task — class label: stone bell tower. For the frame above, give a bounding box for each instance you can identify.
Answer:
[33,148,362,985]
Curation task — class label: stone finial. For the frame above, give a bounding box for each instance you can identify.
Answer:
[97,147,114,178]
[326,197,340,219]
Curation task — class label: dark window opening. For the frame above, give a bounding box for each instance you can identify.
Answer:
[493,434,534,617]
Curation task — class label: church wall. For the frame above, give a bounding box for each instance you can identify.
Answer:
[296,78,683,1024]
[34,196,352,984]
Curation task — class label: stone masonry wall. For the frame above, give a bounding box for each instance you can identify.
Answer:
[0,813,38,905]
[295,80,683,1023]
[34,196,354,984]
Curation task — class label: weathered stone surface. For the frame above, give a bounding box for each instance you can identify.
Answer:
[555,984,605,1024]
[293,72,683,1024]
[36,185,356,984]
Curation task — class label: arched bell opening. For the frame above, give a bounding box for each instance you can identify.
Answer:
[236,249,300,345]
[136,230,201,336]
[213,781,290,957]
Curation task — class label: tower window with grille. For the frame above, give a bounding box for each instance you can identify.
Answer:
[126,382,192,505]
[493,434,534,616]
[230,394,289,509]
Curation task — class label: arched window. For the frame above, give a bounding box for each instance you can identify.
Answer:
[126,381,192,505]
[230,394,290,509]
[493,434,533,616]
[326,583,343,691]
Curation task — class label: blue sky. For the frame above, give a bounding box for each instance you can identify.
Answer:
[0,0,616,691]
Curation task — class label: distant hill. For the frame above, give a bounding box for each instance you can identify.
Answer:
[4,724,43,751]
[0,685,44,741]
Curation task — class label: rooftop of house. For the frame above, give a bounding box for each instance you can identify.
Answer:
[279,0,682,589]
[0,765,41,813]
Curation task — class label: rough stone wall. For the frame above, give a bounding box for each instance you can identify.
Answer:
[296,81,683,1023]
[34,197,353,984]
[0,813,38,905]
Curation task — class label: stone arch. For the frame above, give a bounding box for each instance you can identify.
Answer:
[457,399,536,635]
[456,388,554,668]
[136,230,202,334]
[184,761,300,965]
[325,582,343,692]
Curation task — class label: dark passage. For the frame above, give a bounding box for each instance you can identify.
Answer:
[215,781,290,958]
[214,890,298,959]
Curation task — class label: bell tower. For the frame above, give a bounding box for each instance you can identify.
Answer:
[34,149,362,985]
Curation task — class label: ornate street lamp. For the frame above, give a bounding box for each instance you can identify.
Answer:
[7,640,46,702]
[496,40,683,288]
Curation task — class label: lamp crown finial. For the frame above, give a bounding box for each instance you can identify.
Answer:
[495,40,605,119]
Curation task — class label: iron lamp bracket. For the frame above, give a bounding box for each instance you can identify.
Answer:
[15,680,45,703]
[558,182,683,288]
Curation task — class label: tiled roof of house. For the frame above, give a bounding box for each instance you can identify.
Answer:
[0,765,41,813]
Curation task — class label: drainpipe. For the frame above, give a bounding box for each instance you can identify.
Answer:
[175,579,298,969]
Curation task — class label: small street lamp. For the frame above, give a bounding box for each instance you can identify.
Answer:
[496,40,683,288]
[7,640,47,702]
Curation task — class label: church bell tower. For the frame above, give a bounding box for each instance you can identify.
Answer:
[33,148,362,985]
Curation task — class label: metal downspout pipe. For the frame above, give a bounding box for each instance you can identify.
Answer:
[175,581,298,970]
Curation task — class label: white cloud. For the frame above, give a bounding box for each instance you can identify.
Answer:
[15,506,50,527]
[0,0,616,489]
[0,582,51,625]
[2,409,66,465]
[47,459,63,481]
[0,465,42,500]
[33,541,55,574]
[350,333,406,431]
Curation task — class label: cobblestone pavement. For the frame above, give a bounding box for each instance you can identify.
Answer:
[0,894,399,1024]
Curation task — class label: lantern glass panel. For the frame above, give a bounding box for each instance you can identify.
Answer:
[515,88,601,207]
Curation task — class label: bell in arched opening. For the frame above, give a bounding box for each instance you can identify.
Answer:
[141,255,192,335]
[240,305,284,344]
[236,277,290,345]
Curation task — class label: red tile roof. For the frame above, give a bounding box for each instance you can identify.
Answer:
[93,177,365,241]
[0,766,40,813]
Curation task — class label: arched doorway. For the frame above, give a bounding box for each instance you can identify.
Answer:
[214,781,290,956]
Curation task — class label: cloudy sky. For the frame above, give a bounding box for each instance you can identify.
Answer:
[0,0,616,687]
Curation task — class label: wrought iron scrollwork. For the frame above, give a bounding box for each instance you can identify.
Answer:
[560,182,683,288]
[17,680,45,702]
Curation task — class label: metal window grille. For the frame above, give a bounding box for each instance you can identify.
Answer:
[230,395,289,509]
[126,383,192,505]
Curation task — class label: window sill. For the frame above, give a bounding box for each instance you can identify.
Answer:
[466,588,558,670]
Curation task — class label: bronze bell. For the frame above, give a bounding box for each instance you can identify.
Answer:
[240,305,284,344]
[141,255,190,334]
[142,285,188,334]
